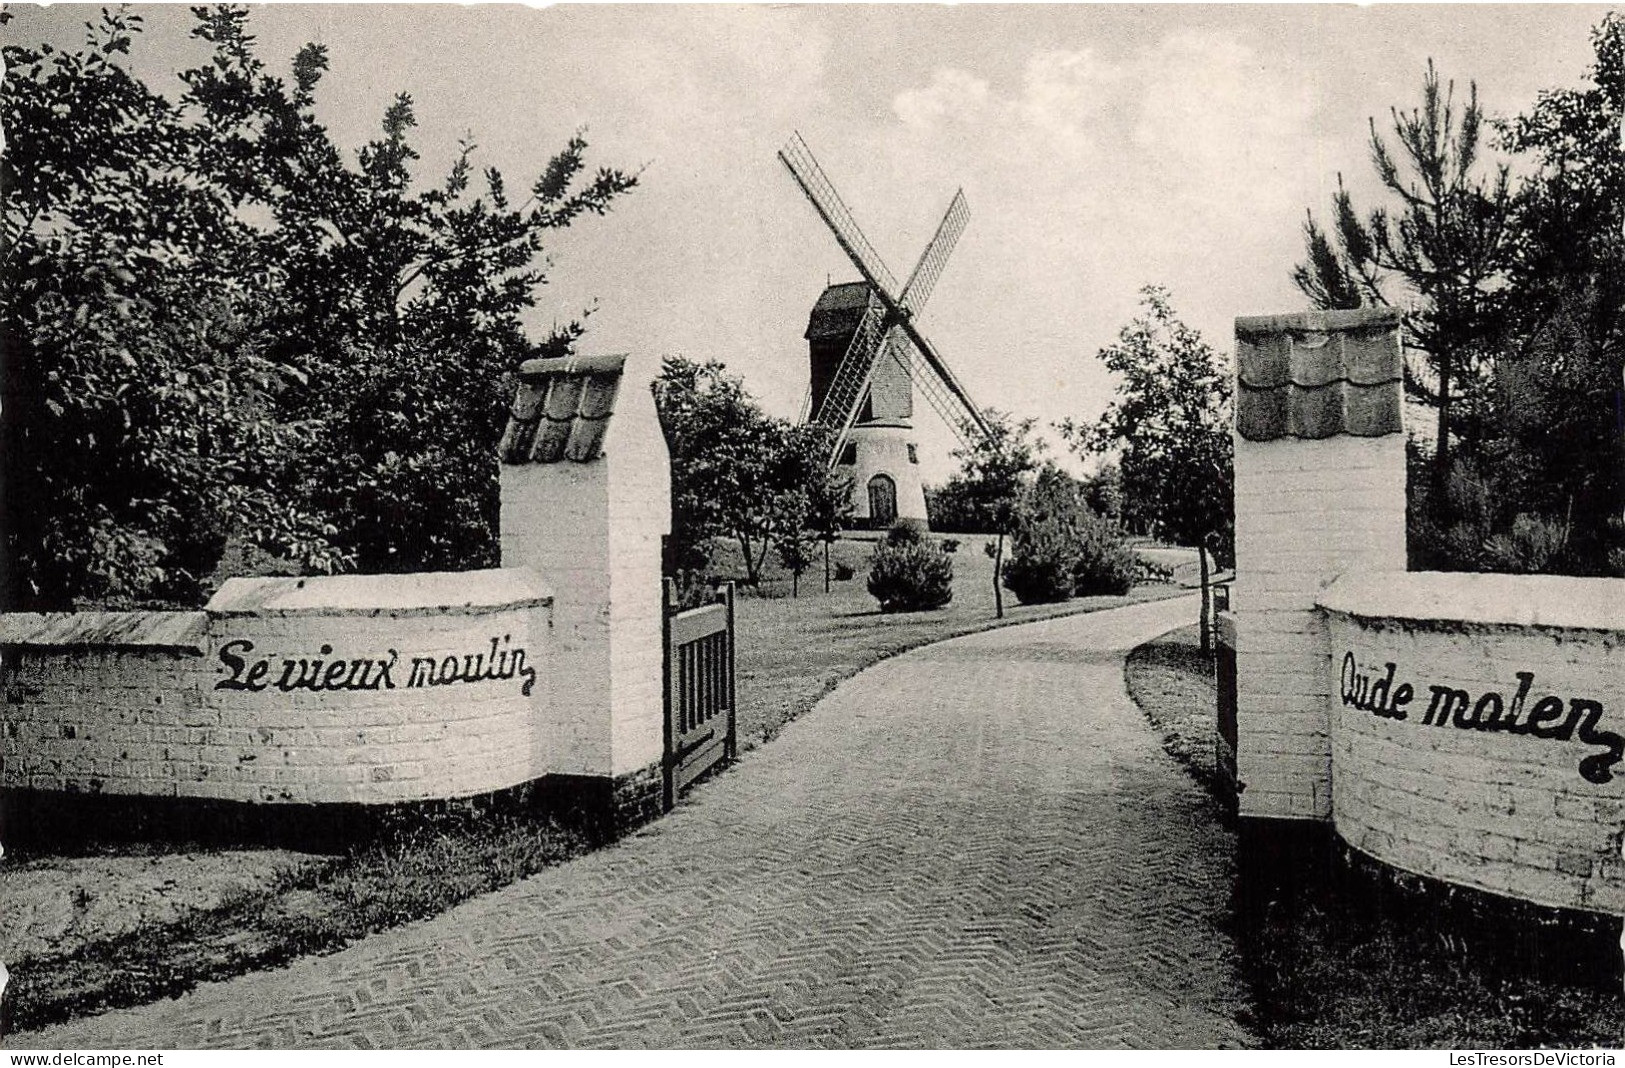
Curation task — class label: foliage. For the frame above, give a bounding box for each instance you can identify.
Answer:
[1409,450,1575,575]
[805,467,856,545]
[1481,13,1624,572]
[885,521,926,548]
[1000,542,1076,605]
[1064,285,1234,566]
[1001,466,1137,604]
[1001,466,1088,605]
[653,356,831,586]
[924,478,993,533]
[1134,557,1175,585]
[0,6,636,608]
[1292,60,1515,483]
[866,541,954,613]
[1071,513,1138,597]
[944,410,1046,533]
[771,492,818,597]
[0,10,331,607]
[940,409,1046,617]
[1079,463,1124,524]
[1297,16,1624,575]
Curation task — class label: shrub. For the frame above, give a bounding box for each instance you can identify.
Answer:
[1001,466,1137,604]
[1134,557,1175,585]
[941,538,960,554]
[1410,453,1578,575]
[867,542,954,612]
[833,563,855,581]
[1002,535,1076,604]
[1072,511,1137,596]
[885,521,926,547]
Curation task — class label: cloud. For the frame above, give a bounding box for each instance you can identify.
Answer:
[894,69,994,130]
[1017,49,1123,149]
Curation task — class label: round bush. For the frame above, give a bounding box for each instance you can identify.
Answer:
[884,520,926,547]
[1072,512,1137,596]
[867,541,954,612]
[1001,531,1078,604]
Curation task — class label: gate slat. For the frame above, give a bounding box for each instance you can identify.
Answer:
[663,583,737,811]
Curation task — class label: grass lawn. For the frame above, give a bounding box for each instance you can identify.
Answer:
[4,533,1186,1035]
[1125,625,1625,1050]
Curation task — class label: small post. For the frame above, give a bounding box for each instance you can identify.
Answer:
[661,577,676,812]
[722,581,737,761]
[993,531,1006,620]
[1199,543,1212,658]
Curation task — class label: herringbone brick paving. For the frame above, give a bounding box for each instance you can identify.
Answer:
[24,595,1251,1049]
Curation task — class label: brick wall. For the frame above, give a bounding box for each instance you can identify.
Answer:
[1,571,553,806]
[1323,572,1625,914]
[3,637,205,798]
[1231,433,1407,820]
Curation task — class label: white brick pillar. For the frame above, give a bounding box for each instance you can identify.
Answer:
[498,354,671,807]
[1231,309,1407,822]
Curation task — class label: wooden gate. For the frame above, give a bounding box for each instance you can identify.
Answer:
[662,580,736,810]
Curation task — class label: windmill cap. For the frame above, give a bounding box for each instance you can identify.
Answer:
[805,281,876,340]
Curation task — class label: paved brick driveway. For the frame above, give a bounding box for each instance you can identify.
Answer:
[25,595,1250,1049]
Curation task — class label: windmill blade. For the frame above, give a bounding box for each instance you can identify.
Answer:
[898,189,969,315]
[900,343,975,452]
[896,316,990,440]
[778,132,901,300]
[814,304,891,465]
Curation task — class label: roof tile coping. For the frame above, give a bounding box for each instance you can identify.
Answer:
[0,611,208,652]
[1318,570,1625,634]
[206,568,552,619]
[1235,307,1403,390]
[1234,306,1402,339]
[1234,307,1404,441]
[501,353,627,465]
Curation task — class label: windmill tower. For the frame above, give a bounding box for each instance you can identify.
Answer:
[779,132,990,530]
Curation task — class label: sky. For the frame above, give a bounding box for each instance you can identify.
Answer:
[8,2,1617,480]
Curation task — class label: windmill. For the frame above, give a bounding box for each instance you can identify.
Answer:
[778,132,991,529]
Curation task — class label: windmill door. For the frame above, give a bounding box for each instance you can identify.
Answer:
[868,474,897,527]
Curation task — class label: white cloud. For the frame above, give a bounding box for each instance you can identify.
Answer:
[1017,49,1122,150]
[894,69,994,130]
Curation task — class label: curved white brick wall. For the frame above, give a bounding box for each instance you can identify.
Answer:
[1322,571,1625,914]
[2,570,553,806]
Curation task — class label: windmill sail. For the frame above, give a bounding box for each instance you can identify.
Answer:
[898,189,969,314]
[778,133,899,298]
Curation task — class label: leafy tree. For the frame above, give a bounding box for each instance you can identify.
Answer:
[923,478,992,534]
[804,466,856,593]
[0,9,333,608]
[773,506,818,597]
[0,6,637,608]
[1485,13,1625,569]
[1064,285,1233,565]
[1079,462,1124,524]
[1291,60,1516,484]
[652,357,830,587]
[945,410,1045,618]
